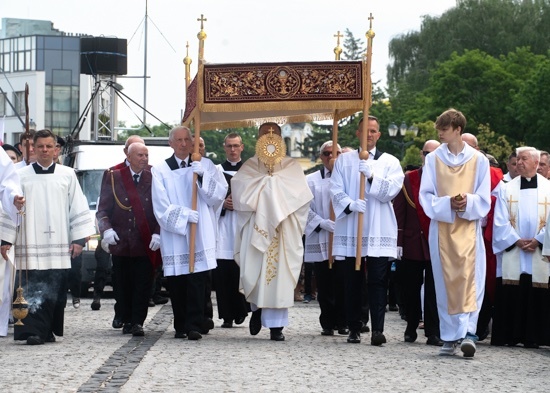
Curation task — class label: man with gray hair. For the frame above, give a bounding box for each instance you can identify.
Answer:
[152,126,227,340]
[537,150,549,179]
[304,140,346,336]
[493,146,550,348]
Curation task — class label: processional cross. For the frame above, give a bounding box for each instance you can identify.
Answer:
[197,14,207,30]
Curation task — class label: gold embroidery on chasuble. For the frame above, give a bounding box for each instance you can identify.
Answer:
[265,228,280,285]
[435,155,478,315]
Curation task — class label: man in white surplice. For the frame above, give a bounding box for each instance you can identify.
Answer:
[493,147,550,347]
[0,148,25,337]
[1,129,95,345]
[331,116,404,346]
[232,122,313,342]
[419,109,490,358]
[152,126,227,340]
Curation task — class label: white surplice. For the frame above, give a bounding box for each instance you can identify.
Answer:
[304,169,332,262]
[215,163,239,260]
[419,143,491,341]
[330,148,404,258]
[494,174,550,284]
[232,156,312,312]
[152,157,227,276]
[14,164,95,270]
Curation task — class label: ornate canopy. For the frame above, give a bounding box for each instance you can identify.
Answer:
[182,61,366,130]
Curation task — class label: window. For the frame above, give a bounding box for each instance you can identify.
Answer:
[13,91,26,117]
[0,93,5,117]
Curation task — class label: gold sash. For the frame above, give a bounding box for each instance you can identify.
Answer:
[436,155,478,315]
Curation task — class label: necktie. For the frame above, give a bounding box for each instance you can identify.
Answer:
[181,161,186,168]
[133,174,139,185]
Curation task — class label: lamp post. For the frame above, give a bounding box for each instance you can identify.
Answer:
[388,121,418,159]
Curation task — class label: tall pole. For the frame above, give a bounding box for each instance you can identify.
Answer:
[143,0,148,127]
[355,14,375,271]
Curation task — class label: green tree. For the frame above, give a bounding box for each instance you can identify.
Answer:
[342,28,365,60]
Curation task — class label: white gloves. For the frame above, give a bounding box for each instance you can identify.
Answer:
[188,210,199,223]
[149,234,161,251]
[397,246,403,260]
[320,219,335,233]
[103,228,119,245]
[358,159,373,179]
[101,238,111,253]
[190,161,204,177]
[349,199,367,213]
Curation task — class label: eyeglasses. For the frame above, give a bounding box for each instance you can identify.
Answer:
[321,151,341,157]
[422,150,431,156]
[224,144,242,149]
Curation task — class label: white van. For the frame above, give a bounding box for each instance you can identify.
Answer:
[63,139,173,294]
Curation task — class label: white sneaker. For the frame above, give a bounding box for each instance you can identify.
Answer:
[460,338,476,358]
[72,298,80,309]
[439,341,458,356]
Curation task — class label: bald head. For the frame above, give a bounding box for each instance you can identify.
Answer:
[461,133,478,150]
[421,139,440,165]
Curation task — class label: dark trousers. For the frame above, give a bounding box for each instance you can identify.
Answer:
[213,259,248,322]
[112,255,152,326]
[167,271,208,334]
[14,269,69,341]
[313,260,346,330]
[396,258,440,338]
[68,254,82,298]
[204,270,213,320]
[304,262,315,297]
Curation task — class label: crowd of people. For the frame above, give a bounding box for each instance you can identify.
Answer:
[0,109,549,359]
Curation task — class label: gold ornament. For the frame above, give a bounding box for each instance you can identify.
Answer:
[255,128,286,176]
[12,287,28,326]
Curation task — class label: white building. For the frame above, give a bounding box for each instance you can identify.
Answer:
[0,18,93,145]
[282,122,313,158]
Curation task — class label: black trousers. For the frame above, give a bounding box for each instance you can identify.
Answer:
[14,269,69,341]
[313,260,346,330]
[396,258,440,338]
[68,254,82,298]
[112,255,153,326]
[344,256,388,333]
[213,259,248,322]
[167,271,208,334]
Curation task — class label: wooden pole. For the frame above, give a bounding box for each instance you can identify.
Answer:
[328,113,339,269]
[24,84,31,165]
[355,14,375,271]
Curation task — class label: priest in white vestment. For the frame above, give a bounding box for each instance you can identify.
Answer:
[304,141,347,336]
[419,109,490,358]
[214,132,249,328]
[152,126,227,340]
[331,116,404,346]
[1,129,94,345]
[0,148,25,336]
[232,123,313,341]
[493,147,550,347]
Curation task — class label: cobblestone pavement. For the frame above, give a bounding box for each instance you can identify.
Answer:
[1,296,549,392]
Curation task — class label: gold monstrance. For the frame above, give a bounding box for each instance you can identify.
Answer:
[255,127,286,176]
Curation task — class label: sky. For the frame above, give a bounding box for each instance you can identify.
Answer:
[3,0,458,127]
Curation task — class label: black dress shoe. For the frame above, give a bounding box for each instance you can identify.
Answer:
[249,309,262,336]
[270,327,285,341]
[338,327,350,335]
[426,335,444,346]
[112,318,123,329]
[360,323,370,333]
[91,294,101,311]
[321,328,334,336]
[45,332,56,343]
[131,324,144,336]
[188,330,202,340]
[175,331,187,339]
[200,318,215,334]
[122,323,133,334]
[371,331,387,346]
[26,335,45,345]
[347,331,361,343]
[148,298,156,307]
[153,295,169,305]
[221,320,233,328]
[388,305,399,312]
[524,342,539,349]
[404,331,418,343]
[234,316,246,325]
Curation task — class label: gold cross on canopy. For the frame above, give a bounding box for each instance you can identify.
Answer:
[539,197,550,231]
[197,14,207,30]
[334,31,343,45]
